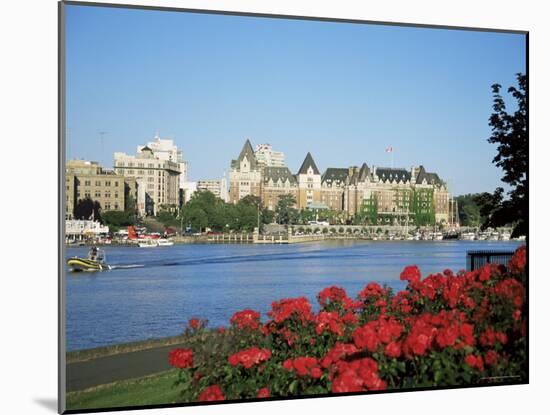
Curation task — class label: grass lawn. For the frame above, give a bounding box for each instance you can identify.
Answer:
[66,370,182,411]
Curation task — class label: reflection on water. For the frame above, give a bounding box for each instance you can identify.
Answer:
[65,240,521,351]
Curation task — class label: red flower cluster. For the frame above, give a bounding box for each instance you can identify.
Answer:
[509,245,526,274]
[170,245,526,402]
[321,342,359,368]
[257,387,270,398]
[168,348,193,369]
[198,385,225,402]
[479,327,508,347]
[315,311,344,336]
[283,357,323,378]
[228,347,272,369]
[464,354,484,371]
[230,309,261,330]
[318,286,358,310]
[400,265,421,284]
[352,317,403,353]
[188,318,203,330]
[268,297,313,323]
[330,357,386,392]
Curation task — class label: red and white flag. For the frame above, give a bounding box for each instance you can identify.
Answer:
[385,146,393,153]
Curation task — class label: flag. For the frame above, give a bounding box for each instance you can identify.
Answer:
[385,146,393,153]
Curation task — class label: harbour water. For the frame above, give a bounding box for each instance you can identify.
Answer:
[65,240,521,351]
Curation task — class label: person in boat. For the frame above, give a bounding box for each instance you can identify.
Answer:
[89,246,98,261]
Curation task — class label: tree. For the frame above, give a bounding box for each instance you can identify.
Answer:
[102,210,135,230]
[275,194,298,225]
[455,194,483,227]
[478,73,527,237]
[74,197,102,221]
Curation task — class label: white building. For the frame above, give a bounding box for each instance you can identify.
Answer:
[181,181,197,204]
[196,176,228,202]
[254,143,286,167]
[66,220,109,241]
[137,133,189,185]
[114,147,181,215]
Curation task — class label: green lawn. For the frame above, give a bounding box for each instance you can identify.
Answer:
[66,370,182,411]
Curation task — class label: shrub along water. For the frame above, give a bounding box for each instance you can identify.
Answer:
[169,246,527,402]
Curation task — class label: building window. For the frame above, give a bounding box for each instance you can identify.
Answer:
[84,180,91,186]
[114,182,119,187]
[95,191,101,198]
[105,181,111,186]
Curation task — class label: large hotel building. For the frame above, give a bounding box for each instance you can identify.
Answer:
[229,139,450,224]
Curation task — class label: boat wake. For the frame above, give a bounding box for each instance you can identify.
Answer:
[109,264,145,270]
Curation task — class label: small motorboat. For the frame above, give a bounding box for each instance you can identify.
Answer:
[67,247,111,272]
[138,239,158,248]
[156,238,174,247]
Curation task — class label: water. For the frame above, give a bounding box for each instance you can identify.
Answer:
[65,240,521,351]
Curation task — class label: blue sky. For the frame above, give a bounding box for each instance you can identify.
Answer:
[65,4,526,195]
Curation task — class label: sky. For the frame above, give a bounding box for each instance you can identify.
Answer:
[65,4,526,195]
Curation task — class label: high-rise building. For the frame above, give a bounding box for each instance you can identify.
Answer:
[137,133,188,184]
[114,146,181,215]
[254,143,286,167]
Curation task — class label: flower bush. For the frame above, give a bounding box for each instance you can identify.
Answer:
[169,245,527,402]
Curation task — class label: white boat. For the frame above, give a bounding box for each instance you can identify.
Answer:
[500,232,511,241]
[460,232,476,241]
[157,238,174,247]
[433,232,443,240]
[138,239,158,248]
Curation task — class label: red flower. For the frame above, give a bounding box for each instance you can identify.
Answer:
[400,265,421,284]
[318,286,350,308]
[217,326,226,334]
[268,297,313,323]
[465,354,484,371]
[230,309,261,330]
[168,348,193,369]
[435,325,459,348]
[331,369,364,393]
[283,357,322,378]
[198,385,225,402]
[352,324,380,352]
[484,350,499,367]
[321,343,359,368]
[228,347,271,369]
[384,341,402,358]
[508,245,526,274]
[188,318,202,330]
[257,387,270,398]
[315,311,344,336]
[331,357,385,392]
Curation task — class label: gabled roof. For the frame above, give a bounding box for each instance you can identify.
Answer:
[322,168,349,185]
[263,167,297,185]
[298,152,320,175]
[415,165,442,185]
[236,139,257,169]
[375,168,411,183]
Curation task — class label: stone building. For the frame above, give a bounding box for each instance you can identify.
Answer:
[228,139,450,225]
[65,160,126,219]
[114,146,181,215]
[229,139,263,203]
